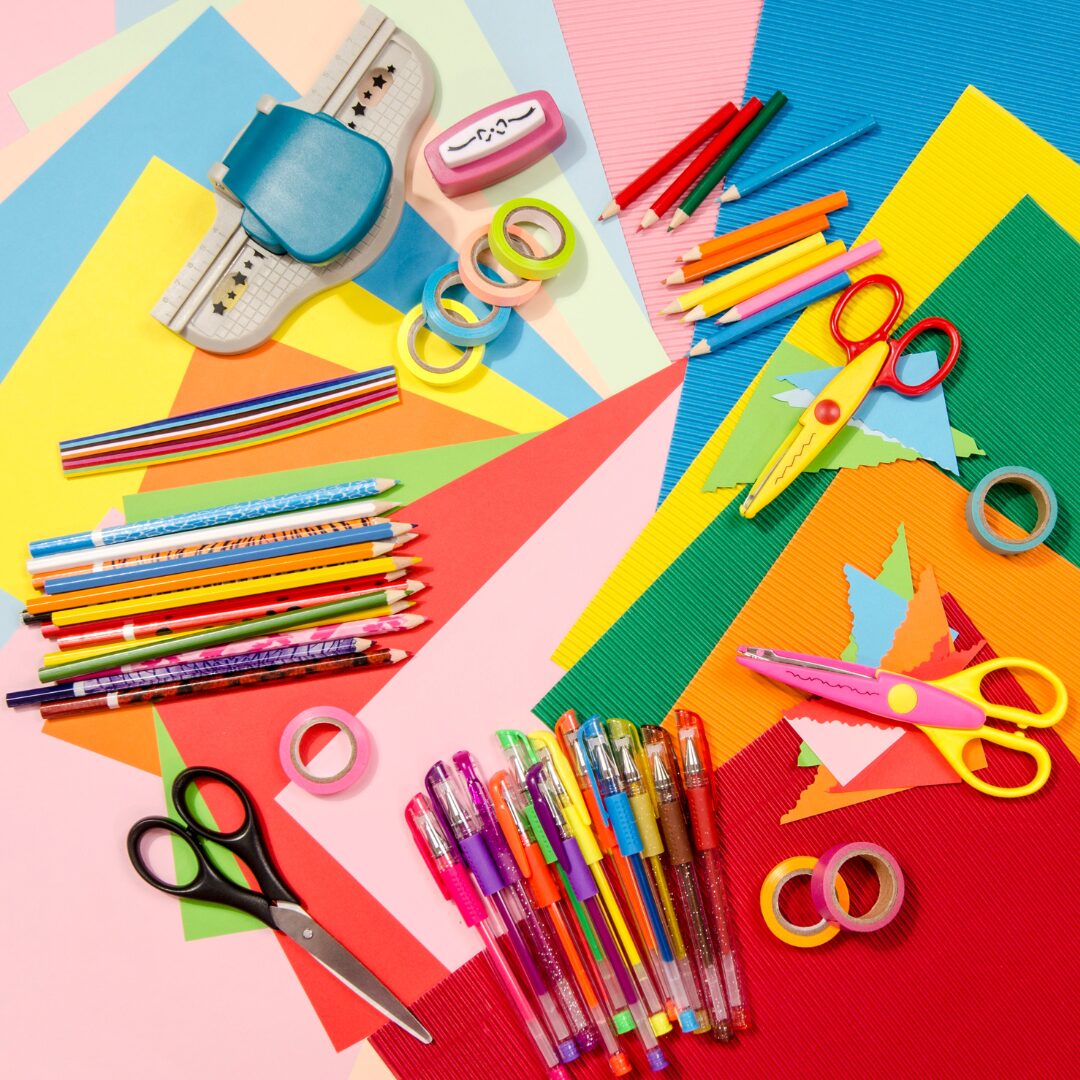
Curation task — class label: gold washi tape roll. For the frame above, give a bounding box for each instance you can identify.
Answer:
[760,856,851,948]
[396,299,484,386]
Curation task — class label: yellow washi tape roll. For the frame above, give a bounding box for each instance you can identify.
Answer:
[396,299,485,386]
[488,198,576,280]
[759,856,851,948]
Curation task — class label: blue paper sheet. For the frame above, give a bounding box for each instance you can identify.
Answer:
[659,0,1080,498]
[777,351,959,473]
[0,11,599,418]
[846,566,909,667]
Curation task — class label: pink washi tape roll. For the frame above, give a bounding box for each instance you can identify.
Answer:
[810,842,905,933]
[279,706,371,795]
[457,223,545,308]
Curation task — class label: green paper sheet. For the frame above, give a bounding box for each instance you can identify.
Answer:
[797,742,822,767]
[535,197,1077,730]
[124,433,533,522]
[703,342,981,489]
[841,523,912,661]
[153,712,264,941]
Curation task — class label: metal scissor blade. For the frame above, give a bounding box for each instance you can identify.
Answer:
[271,902,433,1044]
[738,646,876,680]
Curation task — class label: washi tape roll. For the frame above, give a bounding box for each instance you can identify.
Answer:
[810,842,905,933]
[457,223,545,307]
[966,467,1059,555]
[397,299,485,386]
[279,706,371,795]
[421,261,510,346]
[488,198,576,280]
[760,856,851,948]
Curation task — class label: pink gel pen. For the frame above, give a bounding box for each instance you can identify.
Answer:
[425,761,581,1065]
[406,794,569,1079]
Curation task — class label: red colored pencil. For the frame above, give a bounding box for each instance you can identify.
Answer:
[599,101,736,219]
[639,102,746,229]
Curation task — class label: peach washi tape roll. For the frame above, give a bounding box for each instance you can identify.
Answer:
[810,842,905,932]
[280,706,372,795]
[457,222,545,307]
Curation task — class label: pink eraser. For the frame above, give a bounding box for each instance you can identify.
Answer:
[424,90,565,197]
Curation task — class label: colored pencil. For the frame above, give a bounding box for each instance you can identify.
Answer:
[30,540,416,614]
[688,271,852,356]
[683,239,845,322]
[679,190,848,263]
[660,234,826,315]
[664,214,830,284]
[41,556,421,625]
[38,649,408,718]
[42,574,415,646]
[39,591,417,682]
[10,636,376,708]
[27,501,400,575]
[28,478,398,557]
[599,101,737,219]
[719,115,877,203]
[670,90,787,231]
[637,102,739,229]
[41,602,418,667]
[42,524,416,595]
[718,240,882,323]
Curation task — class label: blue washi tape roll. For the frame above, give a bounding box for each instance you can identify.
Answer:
[965,467,1058,555]
[421,261,510,347]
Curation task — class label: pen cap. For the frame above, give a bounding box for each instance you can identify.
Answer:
[489,772,532,878]
[453,751,522,886]
[405,793,454,900]
[498,731,559,865]
[581,717,643,856]
[609,719,664,858]
[553,713,618,853]
[674,711,721,851]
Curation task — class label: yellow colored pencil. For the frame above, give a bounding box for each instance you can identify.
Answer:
[660,233,826,315]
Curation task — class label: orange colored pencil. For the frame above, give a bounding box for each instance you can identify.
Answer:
[678,190,848,263]
[25,540,416,616]
[664,214,831,285]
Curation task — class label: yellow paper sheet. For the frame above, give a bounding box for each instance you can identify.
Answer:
[554,87,1080,670]
[0,158,560,599]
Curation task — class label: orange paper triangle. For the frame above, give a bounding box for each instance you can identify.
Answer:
[780,763,902,823]
[43,702,160,775]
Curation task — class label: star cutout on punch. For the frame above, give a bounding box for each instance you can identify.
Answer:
[348,122,356,129]
[363,90,372,99]
[244,260,253,269]
[372,74,386,88]
[252,250,265,259]
[212,302,226,315]
[352,102,366,116]
[232,272,247,285]
[387,65,395,73]
[227,291,236,299]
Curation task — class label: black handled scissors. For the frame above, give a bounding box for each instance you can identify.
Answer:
[128,765,432,1044]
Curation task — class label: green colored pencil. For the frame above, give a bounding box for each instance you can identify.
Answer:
[670,90,788,231]
[39,586,413,682]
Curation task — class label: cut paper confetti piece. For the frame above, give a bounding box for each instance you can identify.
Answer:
[786,703,906,787]
[797,742,821,767]
[153,711,265,942]
[133,339,517,493]
[781,762,902,824]
[662,0,1080,497]
[836,728,981,794]
[551,0,760,360]
[843,565,909,667]
[881,566,953,673]
[842,522,912,660]
[777,351,962,473]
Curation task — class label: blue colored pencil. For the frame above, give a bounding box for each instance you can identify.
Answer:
[719,116,877,203]
[28,478,398,557]
[43,522,414,595]
[689,272,852,355]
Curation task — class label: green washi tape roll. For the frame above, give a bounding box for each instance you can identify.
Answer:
[488,198,575,280]
[965,467,1058,555]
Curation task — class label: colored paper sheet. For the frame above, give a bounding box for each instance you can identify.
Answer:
[551,106,1080,680]
[844,565,910,667]
[126,433,533,522]
[151,362,683,1048]
[552,0,762,359]
[663,0,1080,495]
[133,340,517,493]
[277,384,679,977]
[796,742,820,767]
[781,761,902,824]
[116,0,178,32]
[787,705,904,786]
[841,522,911,660]
[378,713,1080,1078]
[0,627,348,1080]
[153,712,265,941]
[882,566,952,673]
[465,0,643,305]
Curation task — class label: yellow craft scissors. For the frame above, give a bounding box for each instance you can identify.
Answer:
[741,274,963,518]
[736,647,1068,798]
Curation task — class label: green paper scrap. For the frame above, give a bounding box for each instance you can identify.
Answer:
[535,197,1077,732]
[153,711,264,941]
[10,1,242,130]
[703,342,982,490]
[124,433,534,523]
[797,742,822,767]
[841,523,912,661]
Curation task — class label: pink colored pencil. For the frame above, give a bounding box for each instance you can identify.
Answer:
[717,240,883,323]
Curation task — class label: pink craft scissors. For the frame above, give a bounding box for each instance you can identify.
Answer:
[735,646,1068,798]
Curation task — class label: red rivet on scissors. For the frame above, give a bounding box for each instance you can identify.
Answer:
[814,399,842,424]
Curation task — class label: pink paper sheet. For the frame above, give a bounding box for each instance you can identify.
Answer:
[0,624,352,1079]
[553,0,763,358]
[275,385,681,970]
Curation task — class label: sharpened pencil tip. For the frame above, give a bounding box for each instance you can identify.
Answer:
[689,341,711,357]
[719,186,739,203]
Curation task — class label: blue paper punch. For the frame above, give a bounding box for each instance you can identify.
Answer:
[153,6,433,354]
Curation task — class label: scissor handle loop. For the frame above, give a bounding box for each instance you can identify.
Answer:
[829,273,905,361]
[879,316,962,396]
[923,724,1053,799]
[931,657,1068,730]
